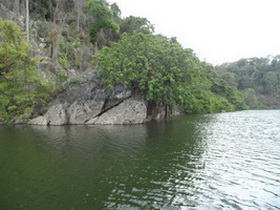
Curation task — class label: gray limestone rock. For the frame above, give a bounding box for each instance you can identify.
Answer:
[46,104,67,125]
[29,104,67,126]
[27,70,158,125]
[87,98,147,125]
[68,100,104,124]
[28,116,48,125]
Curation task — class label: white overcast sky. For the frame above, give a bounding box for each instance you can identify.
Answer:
[108,0,280,65]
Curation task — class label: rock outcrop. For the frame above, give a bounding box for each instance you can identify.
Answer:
[29,104,67,125]
[87,98,147,125]
[29,116,48,126]
[28,71,150,125]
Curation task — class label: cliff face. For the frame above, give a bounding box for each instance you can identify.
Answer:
[28,71,165,125]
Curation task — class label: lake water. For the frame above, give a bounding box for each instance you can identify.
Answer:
[0,110,280,209]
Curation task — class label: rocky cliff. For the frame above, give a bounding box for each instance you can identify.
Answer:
[28,71,162,125]
[0,4,167,125]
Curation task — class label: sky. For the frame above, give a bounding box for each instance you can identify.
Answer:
[108,0,280,65]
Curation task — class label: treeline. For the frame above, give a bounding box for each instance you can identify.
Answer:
[215,56,280,108]
[0,0,249,122]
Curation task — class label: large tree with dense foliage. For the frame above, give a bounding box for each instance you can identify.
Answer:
[97,33,190,106]
[96,33,244,113]
[0,18,53,122]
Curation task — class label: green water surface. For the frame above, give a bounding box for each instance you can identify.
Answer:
[0,110,280,209]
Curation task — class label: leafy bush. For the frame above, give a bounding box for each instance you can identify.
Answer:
[69,78,83,84]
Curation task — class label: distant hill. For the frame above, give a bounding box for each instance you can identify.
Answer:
[215,56,280,109]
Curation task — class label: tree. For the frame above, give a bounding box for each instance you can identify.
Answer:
[120,16,154,35]
[110,2,121,19]
[97,33,204,109]
[74,0,85,31]
[96,32,245,114]
[26,0,29,42]
[243,88,258,108]
[263,71,278,94]
[0,18,53,121]
[215,55,280,108]
[211,79,247,111]
[87,0,119,46]
[220,71,237,87]
[13,0,20,14]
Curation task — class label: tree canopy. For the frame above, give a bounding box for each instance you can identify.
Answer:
[120,16,154,35]
[96,33,245,113]
[0,18,53,122]
[215,56,280,108]
[97,33,189,105]
[87,0,119,45]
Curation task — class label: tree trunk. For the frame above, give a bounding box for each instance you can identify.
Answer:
[13,0,19,14]
[49,0,53,20]
[146,101,166,121]
[51,1,60,58]
[76,0,81,31]
[77,11,80,31]
[26,0,29,43]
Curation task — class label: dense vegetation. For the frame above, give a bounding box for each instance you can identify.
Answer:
[96,33,246,113]
[0,18,53,122]
[215,56,280,109]
[5,0,277,123]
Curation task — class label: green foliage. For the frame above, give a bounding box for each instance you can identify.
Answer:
[183,87,234,113]
[97,33,190,106]
[96,33,245,113]
[255,105,269,110]
[68,77,83,84]
[218,71,237,87]
[211,79,247,110]
[110,3,121,18]
[180,62,244,113]
[57,72,68,83]
[243,88,258,108]
[0,0,249,116]
[87,0,119,45]
[120,16,154,35]
[263,71,278,93]
[58,54,69,69]
[0,18,53,122]
[215,56,280,108]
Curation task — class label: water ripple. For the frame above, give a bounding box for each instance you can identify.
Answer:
[105,110,280,209]
[1,111,280,209]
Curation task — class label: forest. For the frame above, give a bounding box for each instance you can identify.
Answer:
[0,0,279,123]
[215,56,280,109]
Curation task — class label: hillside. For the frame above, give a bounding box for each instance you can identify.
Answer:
[0,0,248,124]
[215,56,280,109]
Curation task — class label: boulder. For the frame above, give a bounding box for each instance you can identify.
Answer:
[46,104,67,125]
[28,116,48,125]
[68,100,104,124]
[29,104,67,126]
[87,98,147,125]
